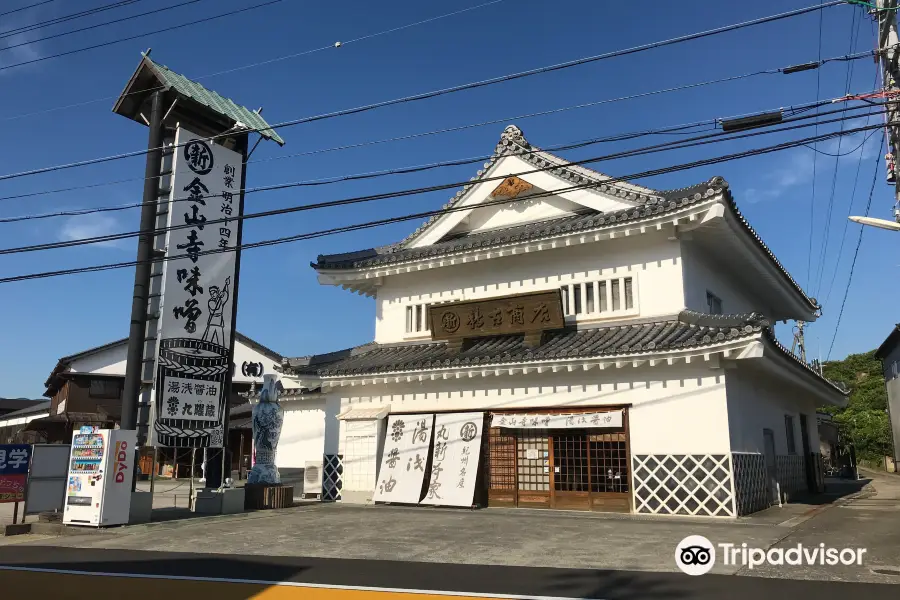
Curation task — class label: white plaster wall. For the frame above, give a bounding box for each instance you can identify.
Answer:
[725,364,821,456]
[70,344,128,376]
[65,337,279,385]
[277,399,327,469]
[681,242,775,316]
[329,362,731,461]
[409,154,641,247]
[375,231,684,344]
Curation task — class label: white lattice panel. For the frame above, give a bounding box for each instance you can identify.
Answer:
[632,454,735,517]
[323,454,343,502]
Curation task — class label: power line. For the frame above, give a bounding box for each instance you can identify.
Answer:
[813,5,865,297]
[0,0,203,55]
[0,0,58,20]
[0,0,139,39]
[807,0,826,291]
[0,114,888,256]
[826,130,884,360]
[0,48,878,205]
[0,0,285,73]
[0,0,849,182]
[0,0,509,123]
[820,67,882,307]
[1,93,887,228]
[0,121,887,285]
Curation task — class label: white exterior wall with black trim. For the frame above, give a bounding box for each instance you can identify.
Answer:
[375,230,684,345]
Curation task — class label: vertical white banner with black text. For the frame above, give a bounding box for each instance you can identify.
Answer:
[373,414,434,504]
[420,412,484,507]
[152,128,243,449]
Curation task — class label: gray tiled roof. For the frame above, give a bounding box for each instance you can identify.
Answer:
[284,311,846,395]
[312,179,718,271]
[310,126,815,311]
[301,311,765,376]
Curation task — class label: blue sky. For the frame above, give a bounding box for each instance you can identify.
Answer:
[0,0,896,398]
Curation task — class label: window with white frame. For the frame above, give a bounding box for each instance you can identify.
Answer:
[404,303,431,335]
[560,275,636,319]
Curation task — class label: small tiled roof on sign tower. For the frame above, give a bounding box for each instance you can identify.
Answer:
[113,52,284,145]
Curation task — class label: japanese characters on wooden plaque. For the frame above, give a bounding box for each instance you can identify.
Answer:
[428,290,565,341]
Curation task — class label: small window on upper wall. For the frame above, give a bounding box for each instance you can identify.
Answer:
[706,291,723,315]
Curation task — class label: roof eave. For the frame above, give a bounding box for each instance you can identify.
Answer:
[875,324,900,359]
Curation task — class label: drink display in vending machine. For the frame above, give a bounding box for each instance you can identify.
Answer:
[63,427,136,527]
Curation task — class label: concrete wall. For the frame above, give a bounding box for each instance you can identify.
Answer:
[375,231,685,344]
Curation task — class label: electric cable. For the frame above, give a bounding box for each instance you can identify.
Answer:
[0,120,887,284]
[0,0,285,73]
[0,0,509,123]
[0,0,58,20]
[0,0,139,39]
[813,5,865,297]
[825,130,884,360]
[0,47,879,205]
[820,68,882,307]
[0,0,851,182]
[0,98,890,228]
[0,0,204,55]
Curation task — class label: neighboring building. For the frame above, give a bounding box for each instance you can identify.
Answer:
[0,400,51,444]
[19,332,281,475]
[0,398,44,418]
[875,324,900,465]
[275,125,847,517]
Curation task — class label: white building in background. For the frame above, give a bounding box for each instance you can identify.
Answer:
[277,125,847,516]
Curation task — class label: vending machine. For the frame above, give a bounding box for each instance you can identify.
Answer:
[63,427,136,527]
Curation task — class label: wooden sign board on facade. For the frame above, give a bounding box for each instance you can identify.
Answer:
[429,290,565,342]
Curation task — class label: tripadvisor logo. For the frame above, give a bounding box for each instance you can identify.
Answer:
[675,536,868,575]
[675,535,715,576]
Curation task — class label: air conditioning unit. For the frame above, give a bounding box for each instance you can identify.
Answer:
[303,460,323,499]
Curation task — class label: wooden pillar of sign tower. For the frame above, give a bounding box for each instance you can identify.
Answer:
[113,49,284,491]
[877,0,900,223]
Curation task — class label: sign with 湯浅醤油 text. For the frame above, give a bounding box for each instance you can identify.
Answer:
[492,411,623,429]
[153,127,244,449]
[373,414,433,504]
[420,412,484,507]
[428,290,564,341]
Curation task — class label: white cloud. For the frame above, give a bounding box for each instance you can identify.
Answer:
[58,214,129,250]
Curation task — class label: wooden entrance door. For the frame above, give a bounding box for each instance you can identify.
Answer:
[551,433,591,509]
[486,428,517,507]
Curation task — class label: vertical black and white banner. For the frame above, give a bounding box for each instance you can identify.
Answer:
[152,128,244,449]
[420,412,484,507]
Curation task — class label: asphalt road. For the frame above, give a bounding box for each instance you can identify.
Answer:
[0,545,897,600]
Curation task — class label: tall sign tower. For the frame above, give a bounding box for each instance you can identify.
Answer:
[112,50,284,487]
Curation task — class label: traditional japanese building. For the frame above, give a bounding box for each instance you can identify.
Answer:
[278,125,847,517]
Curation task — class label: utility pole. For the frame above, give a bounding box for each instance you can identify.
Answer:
[792,321,808,364]
[877,0,900,224]
[122,90,164,433]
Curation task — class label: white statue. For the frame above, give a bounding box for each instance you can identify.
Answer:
[247,374,284,485]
